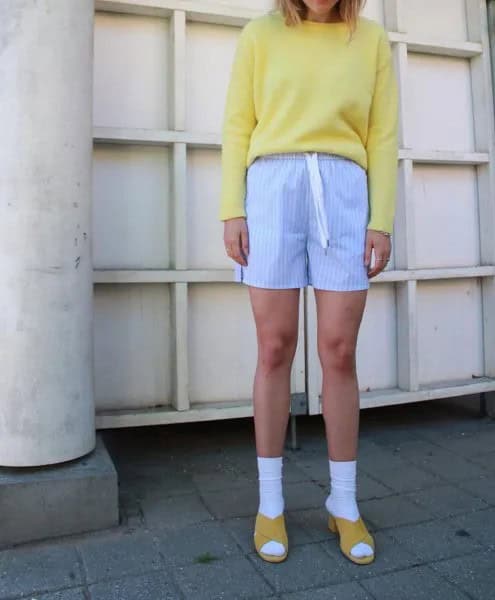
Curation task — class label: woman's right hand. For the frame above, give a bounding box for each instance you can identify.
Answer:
[223,217,249,266]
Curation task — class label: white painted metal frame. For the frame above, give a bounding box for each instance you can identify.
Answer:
[307,0,495,414]
[93,0,495,427]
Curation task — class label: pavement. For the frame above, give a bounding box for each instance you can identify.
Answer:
[1,395,494,600]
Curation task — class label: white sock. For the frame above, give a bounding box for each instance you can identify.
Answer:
[325,459,373,558]
[257,456,285,556]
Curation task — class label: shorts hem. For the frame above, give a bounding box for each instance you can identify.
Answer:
[310,282,370,291]
[238,279,308,289]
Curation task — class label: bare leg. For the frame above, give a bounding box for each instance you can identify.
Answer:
[248,286,300,457]
[248,286,300,558]
[314,287,373,559]
[314,288,367,460]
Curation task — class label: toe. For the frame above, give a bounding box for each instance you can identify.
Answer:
[350,541,374,558]
[261,540,286,556]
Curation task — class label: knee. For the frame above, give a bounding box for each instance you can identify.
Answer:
[318,336,356,373]
[258,332,297,372]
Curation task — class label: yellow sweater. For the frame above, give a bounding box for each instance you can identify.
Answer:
[219,11,399,233]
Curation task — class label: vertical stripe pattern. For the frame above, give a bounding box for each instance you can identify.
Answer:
[233,152,370,291]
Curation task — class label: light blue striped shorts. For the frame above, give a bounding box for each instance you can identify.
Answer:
[234,152,370,291]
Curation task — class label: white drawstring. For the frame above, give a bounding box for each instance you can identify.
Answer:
[305,152,330,251]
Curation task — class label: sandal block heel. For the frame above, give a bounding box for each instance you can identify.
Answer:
[327,512,375,565]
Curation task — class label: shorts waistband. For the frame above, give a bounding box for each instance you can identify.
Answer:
[255,152,351,162]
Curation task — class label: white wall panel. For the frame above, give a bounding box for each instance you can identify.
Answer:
[188,284,258,403]
[93,145,171,269]
[93,12,169,129]
[94,284,172,410]
[186,22,239,134]
[407,54,474,152]
[356,284,398,391]
[362,0,384,24]
[92,0,495,426]
[402,0,468,41]
[417,279,483,385]
[412,165,479,268]
[216,0,273,9]
[187,149,230,270]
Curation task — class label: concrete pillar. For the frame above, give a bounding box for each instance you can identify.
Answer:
[0,0,95,466]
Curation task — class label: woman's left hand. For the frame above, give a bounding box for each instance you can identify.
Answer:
[365,229,391,278]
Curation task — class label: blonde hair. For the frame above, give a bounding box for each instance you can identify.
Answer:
[276,0,366,36]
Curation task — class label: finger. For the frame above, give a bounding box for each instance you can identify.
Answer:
[240,227,249,258]
[364,236,372,267]
[367,264,381,278]
[231,236,247,267]
[368,258,386,279]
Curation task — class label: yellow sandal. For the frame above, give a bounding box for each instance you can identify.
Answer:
[253,512,288,563]
[328,512,375,565]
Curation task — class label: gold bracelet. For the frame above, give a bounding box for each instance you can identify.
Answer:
[369,229,392,237]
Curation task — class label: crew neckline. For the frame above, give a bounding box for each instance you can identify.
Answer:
[300,17,347,26]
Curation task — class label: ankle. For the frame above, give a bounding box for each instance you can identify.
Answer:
[257,456,284,518]
[326,458,359,521]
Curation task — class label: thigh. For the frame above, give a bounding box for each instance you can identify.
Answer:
[314,288,367,354]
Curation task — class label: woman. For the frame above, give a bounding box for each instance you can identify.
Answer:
[219,0,398,564]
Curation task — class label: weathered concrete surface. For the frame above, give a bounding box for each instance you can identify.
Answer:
[0,1,95,465]
[0,433,118,549]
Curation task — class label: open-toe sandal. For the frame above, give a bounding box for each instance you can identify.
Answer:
[254,512,288,563]
[328,512,375,565]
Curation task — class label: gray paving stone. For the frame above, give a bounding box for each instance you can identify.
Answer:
[408,420,486,439]
[387,515,484,561]
[35,588,86,600]
[466,451,495,472]
[174,555,273,599]
[360,564,470,599]
[354,444,407,472]
[365,428,422,448]
[355,472,394,501]
[141,493,214,529]
[389,438,445,460]
[223,512,314,553]
[281,581,373,600]
[321,530,420,579]
[289,454,330,484]
[368,463,443,494]
[155,520,242,567]
[279,459,312,484]
[452,507,495,548]
[191,465,251,493]
[285,508,335,544]
[399,445,490,482]
[78,531,162,584]
[88,571,180,600]
[118,464,197,499]
[428,429,495,458]
[0,544,82,598]
[284,481,327,511]
[430,548,495,600]
[200,485,258,519]
[403,483,489,518]
[358,494,433,529]
[248,542,350,594]
[456,475,495,505]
